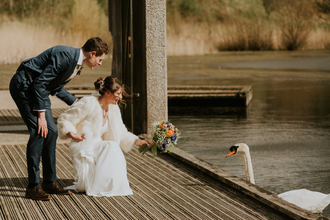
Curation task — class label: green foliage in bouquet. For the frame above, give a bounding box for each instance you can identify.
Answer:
[139,120,180,158]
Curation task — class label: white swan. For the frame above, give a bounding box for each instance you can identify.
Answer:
[226,143,255,184]
[226,143,330,213]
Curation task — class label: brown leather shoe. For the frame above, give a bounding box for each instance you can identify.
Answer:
[25,185,51,201]
[42,181,72,195]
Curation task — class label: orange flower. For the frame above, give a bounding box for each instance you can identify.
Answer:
[166,129,174,136]
[160,120,163,123]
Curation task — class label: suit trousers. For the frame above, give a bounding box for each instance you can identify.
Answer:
[9,70,57,184]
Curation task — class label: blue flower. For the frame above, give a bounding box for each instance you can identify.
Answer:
[171,135,177,141]
[160,142,166,150]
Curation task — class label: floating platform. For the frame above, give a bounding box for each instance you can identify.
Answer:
[168,85,252,115]
[168,85,252,107]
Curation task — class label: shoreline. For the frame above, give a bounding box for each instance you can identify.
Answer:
[0,50,329,88]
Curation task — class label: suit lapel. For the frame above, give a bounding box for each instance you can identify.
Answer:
[48,48,80,89]
[61,48,80,82]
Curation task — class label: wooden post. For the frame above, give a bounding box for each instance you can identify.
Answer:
[108,0,123,81]
[109,0,134,131]
[131,0,147,135]
[108,0,167,135]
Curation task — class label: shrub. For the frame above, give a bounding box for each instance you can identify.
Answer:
[325,40,330,49]
[179,0,199,18]
[218,18,274,51]
[278,1,313,50]
[316,0,330,13]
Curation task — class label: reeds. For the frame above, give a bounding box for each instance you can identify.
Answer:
[218,18,274,51]
[166,22,220,56]
[0,0,111,64]
[0,21,83,64]
[166,0,330,55]
[0,0,329,62]
[166,18,330,56]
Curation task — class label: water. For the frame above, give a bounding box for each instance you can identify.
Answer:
[167,54,330,211]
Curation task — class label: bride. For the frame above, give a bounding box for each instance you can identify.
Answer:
[57,76,149,197]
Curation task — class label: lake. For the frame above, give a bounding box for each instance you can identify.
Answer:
[167,52,330,216]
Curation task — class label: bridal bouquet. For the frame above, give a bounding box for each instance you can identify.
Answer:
[139,120,180,158]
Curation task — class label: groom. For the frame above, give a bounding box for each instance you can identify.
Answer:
[9,37,109,200]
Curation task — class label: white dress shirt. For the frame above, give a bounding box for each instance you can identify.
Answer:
[65,49,83,82]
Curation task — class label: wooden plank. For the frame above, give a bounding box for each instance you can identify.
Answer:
[169,94,237,97]
[168,85,252,108]
[0,146,36,220]
[168,90,241,94]
[0,110,6,122]
[126,156,237,219]
[168,85,246,89]
[0,108,67,126]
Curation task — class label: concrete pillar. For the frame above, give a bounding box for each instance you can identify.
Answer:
[145,0,167,134]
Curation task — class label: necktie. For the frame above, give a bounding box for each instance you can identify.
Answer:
[77,66,84,75]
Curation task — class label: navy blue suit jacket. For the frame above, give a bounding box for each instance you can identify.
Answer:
[19,45,80,110]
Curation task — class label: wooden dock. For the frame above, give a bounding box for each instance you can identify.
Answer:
[66,85,253,108]
[0,143,325,220]
[168,85,253,107]
[167,85,252,115]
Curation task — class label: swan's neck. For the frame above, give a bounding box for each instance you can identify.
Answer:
[240,150,255,184]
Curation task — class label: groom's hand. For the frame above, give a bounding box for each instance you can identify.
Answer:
[37,111,48,138]
[68,132,86,142]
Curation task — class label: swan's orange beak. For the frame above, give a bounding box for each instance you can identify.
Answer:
[226,150,236,157]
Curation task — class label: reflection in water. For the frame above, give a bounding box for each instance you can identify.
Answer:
[169,78,330,198]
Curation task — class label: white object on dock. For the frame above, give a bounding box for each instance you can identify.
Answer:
[278,189,330,213]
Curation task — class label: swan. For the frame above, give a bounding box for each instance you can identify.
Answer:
[226,143,255,184]
[226,143,330,213]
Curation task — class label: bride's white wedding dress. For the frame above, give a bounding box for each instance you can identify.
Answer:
[65,120,133,197]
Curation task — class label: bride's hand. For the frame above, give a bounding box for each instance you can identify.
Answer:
[67,132,86,142]
[134,139,150,147]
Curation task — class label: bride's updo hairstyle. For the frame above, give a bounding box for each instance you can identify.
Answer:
[94,76,131,107]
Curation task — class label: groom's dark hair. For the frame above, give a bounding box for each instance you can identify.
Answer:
[82,37,109,56]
